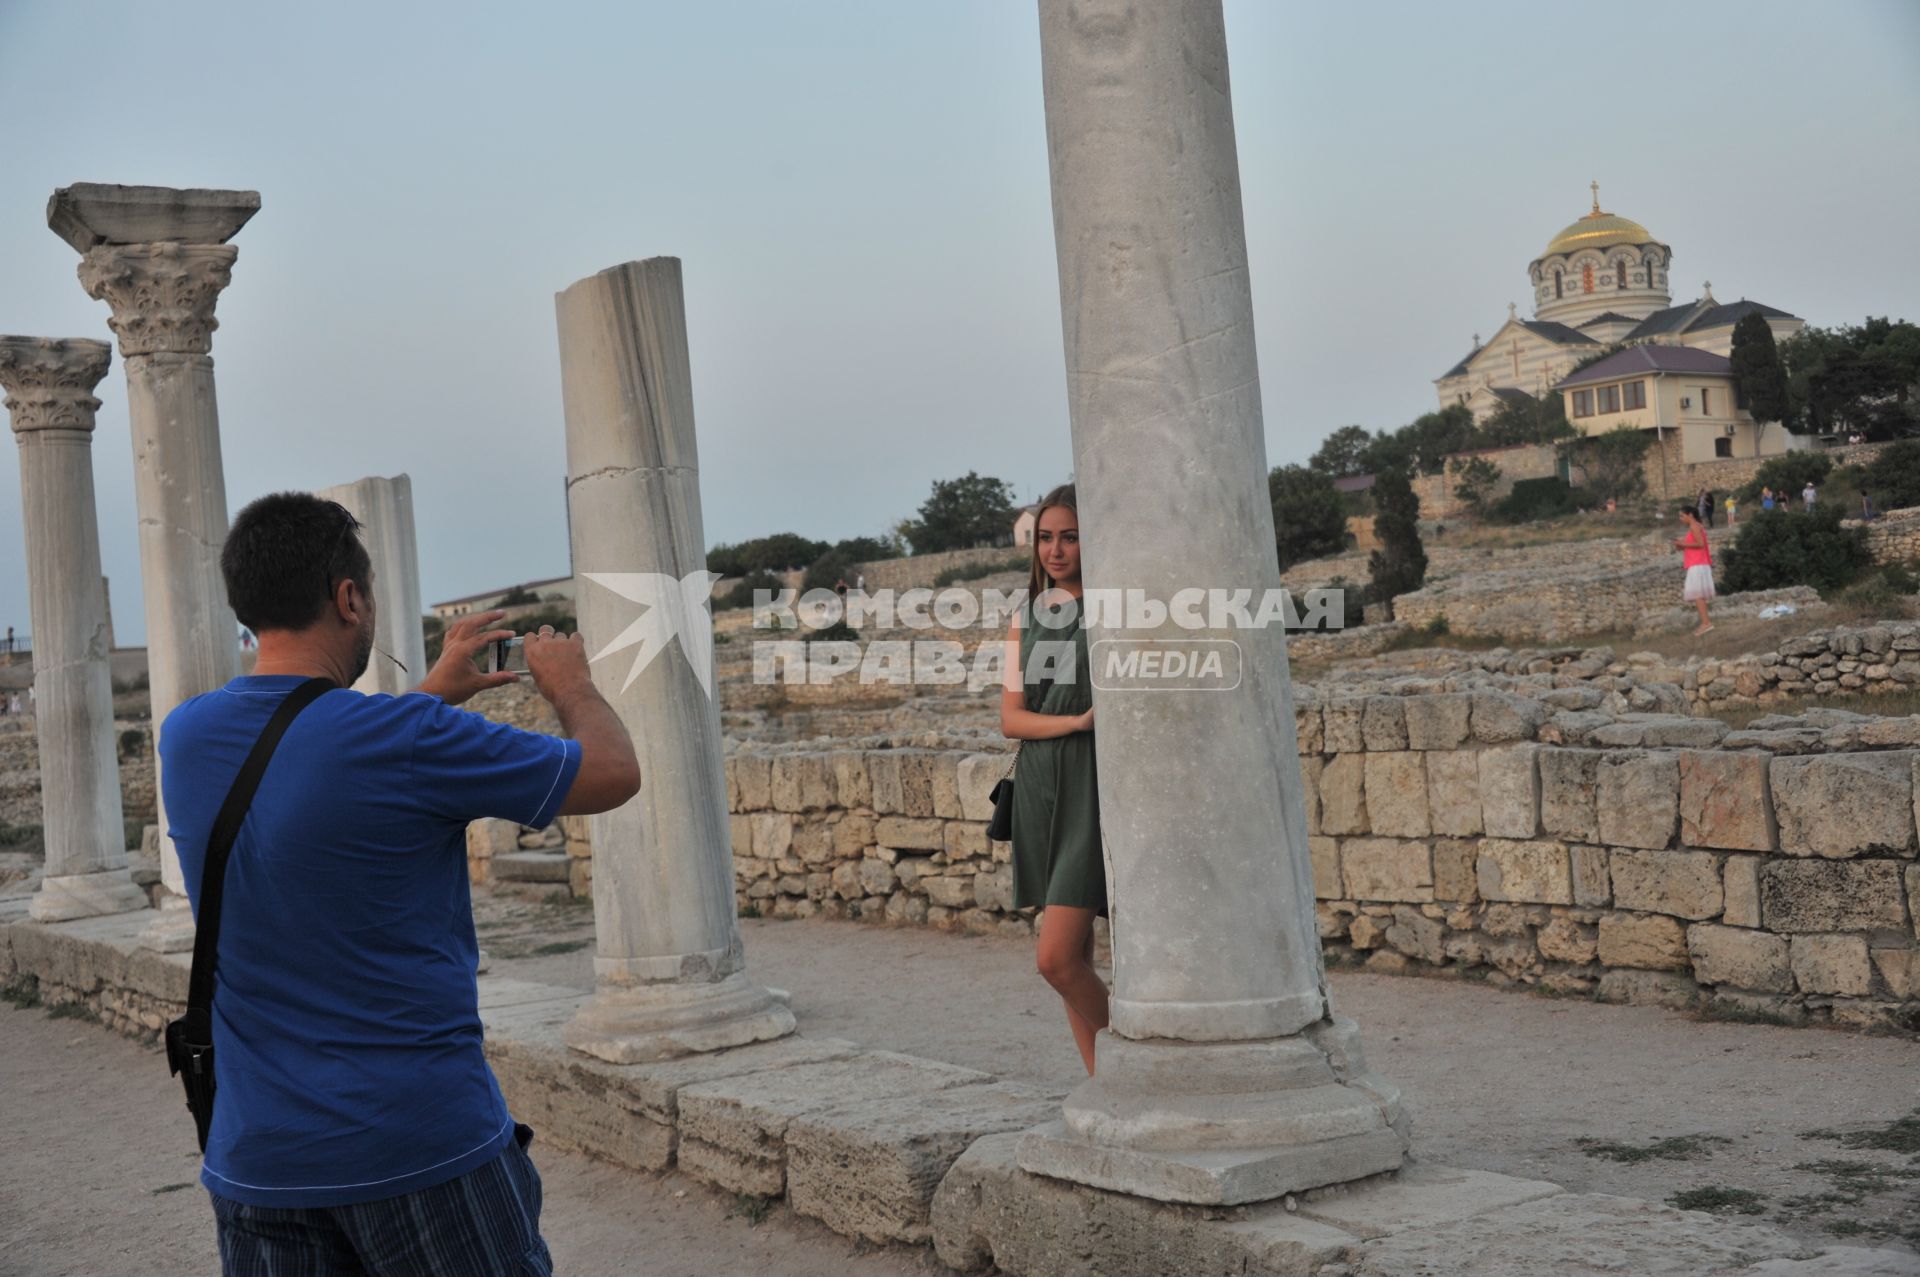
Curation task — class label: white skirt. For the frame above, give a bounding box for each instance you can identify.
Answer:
[1683,565,1716,601]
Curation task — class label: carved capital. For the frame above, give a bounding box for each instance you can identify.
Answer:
[0,337,112,435]
[77,242,238,357]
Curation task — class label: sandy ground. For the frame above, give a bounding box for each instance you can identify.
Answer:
[0,1003,942,1277]
[7,903,1916,1274]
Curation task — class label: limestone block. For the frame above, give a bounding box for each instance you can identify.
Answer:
[1309,836,1343,900]
[1596,970,1700,1009]
[1323,699,1366,754]
[1538,749,1602,843]
[1677,750,1776,852]
[1771,752,1917,858]
[734,754,773,809]
[677,1052,990,1197]
[1425,751,1482,837]
[1762,860,1909,934]
[894,752,941,818]
[1339,838,1434,902]
[858,858,898,897]
[1385,906,1446,964]
[973,866,1014,912]
[1536,917,1597,965]
[1295,701,1324,755]
[770,753,836,812]
[1686,924,1791,992]
[786,1082,1062,1244]
[1301,755,1324,835]
[1361,697,1408,751]
[830,752,872,810]
[1471,691,1547,744]
[1609,850,1722,920]
[1364,753,1430,838]
[1475,840,1571,905]
[954,753,1005,823]
[568,858,592,899]
[1431,840,1479,903]
[1403,694,1473,751]
[467,818,520,858]
[1477,745,1541,839]
[729,814,753,858]
[791,821,836,866]
[926,753,966,819]
[749,811,793,859]
[829,863,864,900]
[885,891,929,925]
[865,751,904,814]
[1721,856,1762,928]
[831,812,876,858]
[1321,754,1369,835]
[923,877,973,909]
[1871,948,1918,1000]
[1596,752,1679,850]
[1791,934,1873,996]
[1596,913,1689,971]
[943,821,989,862]
[493,851,570,883]
[1570,846,1611,907]
[1348,914,1384,948]
[873,816,945,852]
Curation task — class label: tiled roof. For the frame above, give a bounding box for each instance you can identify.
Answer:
[1554,344,1734,390]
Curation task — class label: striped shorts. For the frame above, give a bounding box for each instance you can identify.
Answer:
[208,1123,551,1276]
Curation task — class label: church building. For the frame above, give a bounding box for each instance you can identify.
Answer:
[1435,185,1805,424]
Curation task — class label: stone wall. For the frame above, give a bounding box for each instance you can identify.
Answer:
[1391,561,1678,640]
[1411,443,1561,521]
[471,685,1920,1033]
[0,718,154,828]
[851,547,1025,593]
[1861,506,1920,565]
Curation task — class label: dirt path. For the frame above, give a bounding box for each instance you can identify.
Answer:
[0,1003,938,1277]
[487,904,1920,1251]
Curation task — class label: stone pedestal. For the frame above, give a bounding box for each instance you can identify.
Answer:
[1016,0,1406,1204]
[553,257,793,1063]
[315,474,426,696]
[50,183,258,950]
[0,337,147,923]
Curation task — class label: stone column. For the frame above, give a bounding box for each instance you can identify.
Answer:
[49,183,260,950]
[1015,0,1408,1205]
[0,338,148,922]
[553,257,794,1063]
[314,474,426,697]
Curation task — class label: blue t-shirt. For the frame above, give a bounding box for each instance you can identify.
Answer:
[161,675,582,1207]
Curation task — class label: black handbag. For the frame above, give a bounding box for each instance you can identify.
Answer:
[165,676,334,1153]
[987,660,1063,844]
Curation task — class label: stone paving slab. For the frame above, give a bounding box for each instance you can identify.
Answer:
[677,1051,993,1197]
[786,1080,1067,1244]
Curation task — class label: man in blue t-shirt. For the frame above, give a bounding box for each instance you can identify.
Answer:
[162,492,640,1274]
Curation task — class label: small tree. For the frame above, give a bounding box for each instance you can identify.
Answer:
[1564,425,1652,502]
[1862,439,1920,512]
[1735,451,1833,503]
[1479,390,1575,448]
[1721,505,1872,593]
[1267,464,1350,570]
[1367,467,1427,613]
[1448,456,1502,512]
[1730,312,1791,424]
[898,471,1020,554]
[1309,425,1374,478]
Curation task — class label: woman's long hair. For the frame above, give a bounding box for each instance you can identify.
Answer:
[1025,483,1079,609]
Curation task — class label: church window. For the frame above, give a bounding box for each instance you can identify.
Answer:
[1616,259,1628,290]
[1582,264,1594,293]
[1572,389,1594,418]
[1597,384,1621,414]
[1624,380,1646,410]
[1554,270,1563,299]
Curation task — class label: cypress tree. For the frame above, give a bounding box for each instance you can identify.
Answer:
[1731,312,1791,424]
[1368,467,1427,614]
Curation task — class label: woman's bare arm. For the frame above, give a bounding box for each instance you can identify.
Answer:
[999,610,1092,740]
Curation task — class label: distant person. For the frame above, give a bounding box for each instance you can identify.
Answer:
[4,625,11,655]
[6,693,18,716]
[1861,492,1876,522]
[854,572,865,593]
[1695,488,1710,527]
[1605,496,1618,515]
[1724,494,1737,527]
[1761,486,1775,512]
[1673,505,1715,636]
[1803,481,1817,512]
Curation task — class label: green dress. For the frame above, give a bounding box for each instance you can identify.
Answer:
[1010,596,1108,915]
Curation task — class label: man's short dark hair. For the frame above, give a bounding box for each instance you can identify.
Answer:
[223,492,372,632]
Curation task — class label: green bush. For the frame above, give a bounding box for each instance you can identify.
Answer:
[1735,451,1833,503]
[715,570,785,612]
[1720,505,1872,593]
[1490,476,1579,524]
[804,619,859,644]
[1861,439,1920,512]
[1367,468,1427,612]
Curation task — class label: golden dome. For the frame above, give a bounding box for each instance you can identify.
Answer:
[1537,183,1659,259]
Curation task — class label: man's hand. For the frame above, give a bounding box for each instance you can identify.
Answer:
[515,624,643,816]
[523,624,596,705]
[416,609,519,706]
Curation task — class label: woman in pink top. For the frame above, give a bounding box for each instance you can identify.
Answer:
[1673,506,1715,635]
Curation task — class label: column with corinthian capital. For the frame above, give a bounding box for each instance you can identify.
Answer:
[0,337,148,921]
[48,183,260,950]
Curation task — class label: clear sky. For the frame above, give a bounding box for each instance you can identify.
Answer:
[2,0,1916,645]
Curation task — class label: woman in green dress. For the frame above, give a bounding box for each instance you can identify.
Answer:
[1000,484,1108,1074]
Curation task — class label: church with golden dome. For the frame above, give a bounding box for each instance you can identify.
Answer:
[1436,184,1805,424]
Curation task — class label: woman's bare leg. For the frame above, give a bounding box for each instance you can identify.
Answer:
[1694,598,1712,633]
[1038,905,1109,1074]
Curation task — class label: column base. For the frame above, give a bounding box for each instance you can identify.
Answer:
[136,893,197,953]
[29,869,150,923]
[562,970,796,1064]
[1016,1017,1409,1206]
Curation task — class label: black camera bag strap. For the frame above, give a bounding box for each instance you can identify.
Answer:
[166,675,335,1152]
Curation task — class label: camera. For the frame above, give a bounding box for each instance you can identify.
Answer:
[482,636,530,676]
